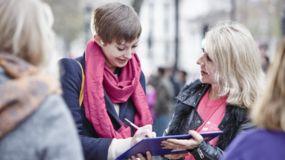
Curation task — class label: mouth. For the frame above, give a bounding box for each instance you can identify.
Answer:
[116,58,128,64]
[200,70,208,76]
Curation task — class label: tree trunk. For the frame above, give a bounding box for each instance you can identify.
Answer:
[132,0,144,14]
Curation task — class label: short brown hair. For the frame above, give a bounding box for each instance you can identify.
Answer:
[91,2,142,44]
[251,38,285,131]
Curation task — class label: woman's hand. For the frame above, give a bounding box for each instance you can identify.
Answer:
[131,124,156,146]
[129,151,152,160]
[163,153,187,160]
[161,130,203,150]
[129,125,155,160]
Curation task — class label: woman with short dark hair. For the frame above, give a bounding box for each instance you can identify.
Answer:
[59,2,154,160]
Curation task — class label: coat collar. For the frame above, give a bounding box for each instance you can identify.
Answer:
[175,80,210,108]
[104,92,122,125]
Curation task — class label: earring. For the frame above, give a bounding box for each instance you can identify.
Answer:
[100,41,104,46]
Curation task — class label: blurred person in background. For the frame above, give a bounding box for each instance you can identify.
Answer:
[153,67,175,137]
[174,69,188,91]
[170,68,182,97]
[59,2,154,160]
[222,38,285,160]
[161,22,264,160]
[258,42,270,73]
[146,77,157,119]
[0,0,83,160]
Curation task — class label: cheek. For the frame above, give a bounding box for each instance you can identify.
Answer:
[209,69,218,81]
[208,67,216,74]
[112,51,123,57]
[104,52,117,64]
[104,47,118,56]
[206,62,216,72]
[110,47,125,57]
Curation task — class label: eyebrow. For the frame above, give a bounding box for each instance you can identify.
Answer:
[117,41,139,48]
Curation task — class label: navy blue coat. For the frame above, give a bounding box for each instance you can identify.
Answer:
[59,56,146,160]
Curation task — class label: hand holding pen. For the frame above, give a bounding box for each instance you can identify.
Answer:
[124,118,156,145]
[124,118,155,160]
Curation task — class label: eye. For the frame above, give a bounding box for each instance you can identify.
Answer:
[117,47,125,51]
[132,45,138,49]
[205,54,212,62]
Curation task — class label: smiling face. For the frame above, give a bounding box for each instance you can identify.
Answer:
[196,48,217,85]
[95,36,139,72]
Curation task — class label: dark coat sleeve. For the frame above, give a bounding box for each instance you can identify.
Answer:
[59,58,112,160]
[196,113,253,160]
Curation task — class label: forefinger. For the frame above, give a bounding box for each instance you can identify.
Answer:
[166,138,197,146]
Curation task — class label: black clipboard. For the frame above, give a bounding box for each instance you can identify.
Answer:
[115,131,223,160]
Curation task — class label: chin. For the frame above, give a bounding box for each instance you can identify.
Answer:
[200,77,209,84]
[115,63,127,68]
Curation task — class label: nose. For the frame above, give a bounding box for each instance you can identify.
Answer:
[124,49,132,59]
[197,55,204,66]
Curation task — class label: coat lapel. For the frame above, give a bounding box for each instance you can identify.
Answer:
[104,92,122,129]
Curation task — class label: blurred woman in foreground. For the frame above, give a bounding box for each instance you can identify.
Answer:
[0,0,83,159]
[223,38,285,160]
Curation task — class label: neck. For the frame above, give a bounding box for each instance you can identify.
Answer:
[209,84,220,100]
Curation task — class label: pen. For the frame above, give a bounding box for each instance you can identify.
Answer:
[124,118,139,130]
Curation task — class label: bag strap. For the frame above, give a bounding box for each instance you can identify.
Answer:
[75,60,84,106]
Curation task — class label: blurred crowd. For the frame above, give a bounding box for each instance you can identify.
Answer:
[146,67,188,136]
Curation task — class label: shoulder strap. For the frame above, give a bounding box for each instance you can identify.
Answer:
[75,60,84,106]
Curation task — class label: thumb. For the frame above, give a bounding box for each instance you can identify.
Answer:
[189,130,203,142]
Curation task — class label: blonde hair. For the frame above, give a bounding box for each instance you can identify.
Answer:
[251,38,285,131]
[0,0,55,66]
[204,22,264,108]
[91,2,141,44]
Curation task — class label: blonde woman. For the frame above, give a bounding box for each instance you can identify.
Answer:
[0,0,83,160]
[223,38,285,160]
[161,22,264,160]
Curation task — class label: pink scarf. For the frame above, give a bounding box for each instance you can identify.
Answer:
[83,39,153,138]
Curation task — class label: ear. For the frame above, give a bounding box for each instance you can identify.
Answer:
[94,35,104,46]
